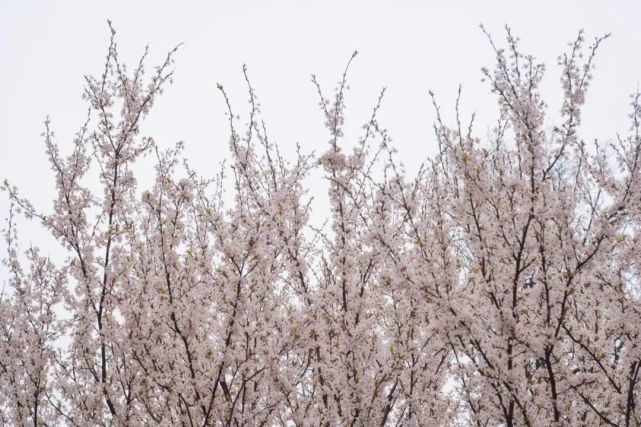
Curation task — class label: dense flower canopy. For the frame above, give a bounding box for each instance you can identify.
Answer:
[2,24,640,426]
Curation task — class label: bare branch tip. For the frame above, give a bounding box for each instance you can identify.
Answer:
[107,19,116,36]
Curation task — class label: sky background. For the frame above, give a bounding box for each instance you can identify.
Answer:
[1,0,641,265]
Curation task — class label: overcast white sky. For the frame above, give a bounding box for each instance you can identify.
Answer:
[1,0,640,262]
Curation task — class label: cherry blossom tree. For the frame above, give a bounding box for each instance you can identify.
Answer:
[431,28,641,426]
[2,23,640,426]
